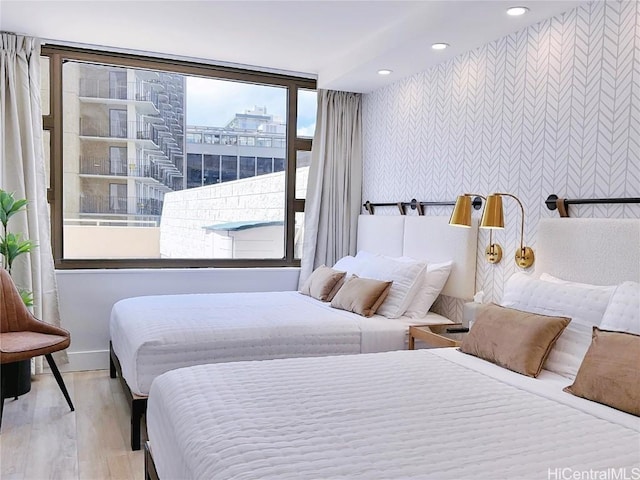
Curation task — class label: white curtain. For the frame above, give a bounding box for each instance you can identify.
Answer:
[1,33,65,371]
[299,90,363,287]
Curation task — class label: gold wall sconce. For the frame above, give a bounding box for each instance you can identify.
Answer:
[481,193,535,269]
[449,194,503,264]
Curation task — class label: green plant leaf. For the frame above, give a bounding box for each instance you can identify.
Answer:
[19,289,34,307]
[0,190,28,227]
[0,233,36,272]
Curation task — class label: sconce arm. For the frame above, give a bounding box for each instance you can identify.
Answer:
[495,192,525,251]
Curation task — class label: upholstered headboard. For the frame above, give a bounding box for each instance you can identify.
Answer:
[535,218,640,285]
[356,215,478,299]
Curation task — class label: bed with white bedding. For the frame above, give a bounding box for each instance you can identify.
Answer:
[146,348,640,480]
[110,215,479,450]
[110,291,447,397]
[143,217,640,479]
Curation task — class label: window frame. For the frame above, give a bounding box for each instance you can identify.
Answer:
[41,45,315,269]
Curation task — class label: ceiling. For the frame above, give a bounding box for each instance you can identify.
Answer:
[0,0,586,93]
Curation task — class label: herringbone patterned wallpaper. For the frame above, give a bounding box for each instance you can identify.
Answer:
[362,1,640,322]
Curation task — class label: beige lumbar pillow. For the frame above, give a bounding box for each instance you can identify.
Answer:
[299,265,347,302]
[460,303,571,377]
[563,327,640,416]
[330,275,392,317]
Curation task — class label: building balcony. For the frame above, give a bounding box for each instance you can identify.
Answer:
[80,195,164,216]
[79,157,151,177]
[79,120,165,147]
[79,79,163,103]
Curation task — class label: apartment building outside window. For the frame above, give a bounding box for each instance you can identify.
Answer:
[41,46,316,268]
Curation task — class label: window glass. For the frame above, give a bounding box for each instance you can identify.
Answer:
[297,89,317,138]
[187,153,203,188]
[239,156,255,179]
[43,130,51,188]
[274,158,285,172]
[109,146,128,175]
[203,154,220,185]
[294,211,305,259]
[256,157,272,175]
[187,133,202,143]
[295,150,311,199]
[40,56,50,116]
[221,155,238,182]
[52,54,313,264]
[257,137,271,147]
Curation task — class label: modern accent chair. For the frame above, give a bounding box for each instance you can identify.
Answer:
[0,268,74,426]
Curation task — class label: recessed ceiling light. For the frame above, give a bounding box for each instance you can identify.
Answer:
[431,43,449,50]
[377,69,393,75]
[506,6,529,16]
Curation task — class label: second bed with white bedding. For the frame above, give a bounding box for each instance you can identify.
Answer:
[147,348,640,480]
[111,291,447,396]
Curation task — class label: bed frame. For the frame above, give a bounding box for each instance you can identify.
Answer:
[109,341,147,450]
[112,214,479,451]
[145,442,159,480]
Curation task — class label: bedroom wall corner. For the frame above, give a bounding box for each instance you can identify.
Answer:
[362,0,640,321]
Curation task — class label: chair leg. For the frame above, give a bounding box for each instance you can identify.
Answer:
[0,372,4,430]
[44,354,75,412]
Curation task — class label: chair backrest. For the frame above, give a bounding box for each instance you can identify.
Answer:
[0,268,31,333]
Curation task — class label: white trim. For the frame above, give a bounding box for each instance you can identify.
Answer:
[45,350,110,373]
[41,39,317,80]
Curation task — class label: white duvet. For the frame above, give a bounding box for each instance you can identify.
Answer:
[147,348,640,480]
[110,291,444,396]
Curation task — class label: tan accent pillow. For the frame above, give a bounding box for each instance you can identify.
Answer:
[299,265,347,302]
[330,275,392,317]
[564,327,640,416]
[460,303,570,377]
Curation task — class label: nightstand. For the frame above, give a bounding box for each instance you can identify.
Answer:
[408,324,468,349]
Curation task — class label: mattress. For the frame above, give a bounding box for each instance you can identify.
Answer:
[147,349,640,480]
[110,291,447,396]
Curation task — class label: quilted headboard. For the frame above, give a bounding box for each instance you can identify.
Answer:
[535,218,640,285]
[356,215,478,300]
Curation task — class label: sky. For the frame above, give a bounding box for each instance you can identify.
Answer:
[186,76,317,137]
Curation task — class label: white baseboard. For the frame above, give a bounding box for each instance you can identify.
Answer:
[44,350,110,372]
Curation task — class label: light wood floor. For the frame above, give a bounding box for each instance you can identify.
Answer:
[0,370,144,480]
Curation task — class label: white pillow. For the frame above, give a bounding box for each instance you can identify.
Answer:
[540,273,613,290]
[600,281,640,334]
[355,252,427,319]
[501,272,615,379]
[404,261,453,318]
[332,255,361,277]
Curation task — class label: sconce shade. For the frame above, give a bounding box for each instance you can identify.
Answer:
[480,194,504,229]
[449,195,472,227]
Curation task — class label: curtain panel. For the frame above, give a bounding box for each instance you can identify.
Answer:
[299,90,363,287]
[1,33,65,370]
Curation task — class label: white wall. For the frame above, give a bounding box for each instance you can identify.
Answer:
[160,167,308,258]
[56,267,299,371]
[362,1,640,323]
[64,225,160,258]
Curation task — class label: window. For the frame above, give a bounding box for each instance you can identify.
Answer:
[203,154,220,185]
[109,184,127,213]
[221,155,238,182]
[187,133,202,143]
[297,89,317,138]
[109,71,127,100]
[187,153,203,188]
[239,156,256,179]
[41,45,315,268]
[110,147,127,175]
[109,109,127,138]
[257,157,273,175]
